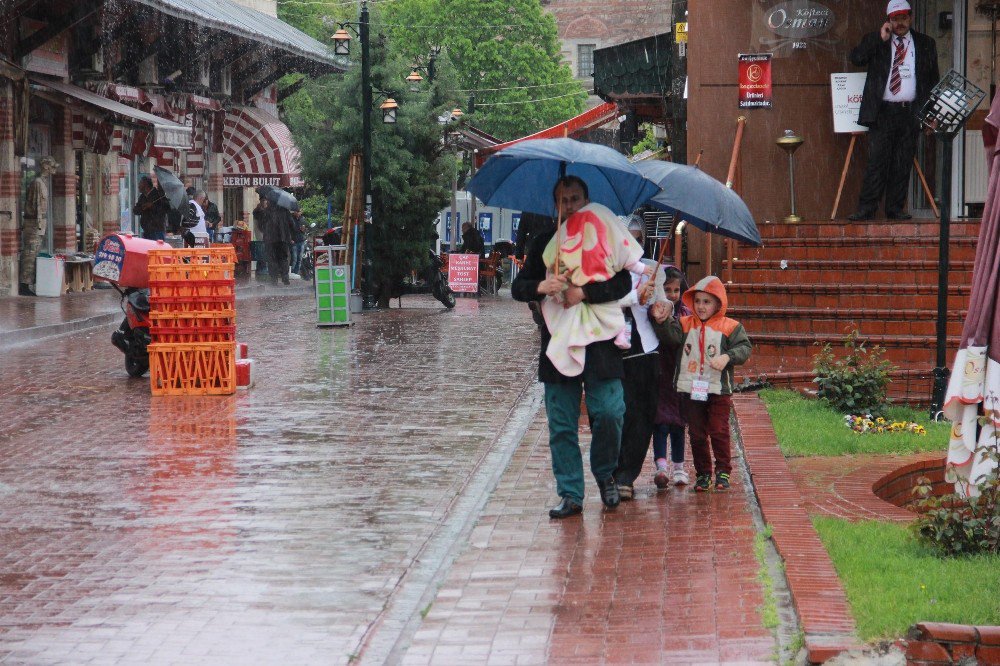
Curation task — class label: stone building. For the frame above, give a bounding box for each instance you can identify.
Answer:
[0,0,341,295]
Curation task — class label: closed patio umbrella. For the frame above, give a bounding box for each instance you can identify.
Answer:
[941,91,1000,497]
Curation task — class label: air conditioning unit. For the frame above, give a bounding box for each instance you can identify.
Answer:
[197,59,211,88]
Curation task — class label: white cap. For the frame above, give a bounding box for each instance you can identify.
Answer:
[887,0,911,16]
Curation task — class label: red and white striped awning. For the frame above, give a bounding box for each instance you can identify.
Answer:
[222,106,303,188]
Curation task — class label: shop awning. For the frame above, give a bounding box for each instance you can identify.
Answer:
[29,75,192,148]
[222,106,302,189]
[129,0,342,70]
[474,102,620,167]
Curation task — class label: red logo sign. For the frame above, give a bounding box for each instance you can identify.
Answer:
[447,254,480,294]
[738,54,773,109]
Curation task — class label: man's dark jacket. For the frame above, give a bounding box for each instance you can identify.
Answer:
[461,226,485,255]
[134,187,170,234]
[850,29,939,127]
[511,229,632,384]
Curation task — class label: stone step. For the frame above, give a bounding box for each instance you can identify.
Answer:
[727,282,970,310]
[733,237,978,263]
[728,306,967,338]
[751,219,980,240]
[727,266,973,287]
[743,344,954,376]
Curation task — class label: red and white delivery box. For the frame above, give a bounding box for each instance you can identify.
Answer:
[92,234,171,288]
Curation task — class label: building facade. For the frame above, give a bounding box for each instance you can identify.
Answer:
[0,0,339,295]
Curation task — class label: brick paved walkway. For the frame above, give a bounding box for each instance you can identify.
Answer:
[787,452,942,522]
[1,292,780,665]
[403,416,776,665]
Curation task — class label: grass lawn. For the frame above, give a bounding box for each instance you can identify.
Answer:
[814,517,1000,641]
[759,389,950,457]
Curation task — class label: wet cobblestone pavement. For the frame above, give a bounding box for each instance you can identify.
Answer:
[0,291,777,665]
[0,293,539,665]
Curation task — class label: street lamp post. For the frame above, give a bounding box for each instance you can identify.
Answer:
[918,70,986,417]
[333,2,400,310]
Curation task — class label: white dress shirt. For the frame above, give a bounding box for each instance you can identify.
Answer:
[883,32,916,102]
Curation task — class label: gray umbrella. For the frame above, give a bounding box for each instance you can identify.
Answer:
[153,166,187,211]
[257,185,299,211]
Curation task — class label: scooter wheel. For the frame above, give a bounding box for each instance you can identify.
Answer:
[442,290,456,309]
[126,354,149,378]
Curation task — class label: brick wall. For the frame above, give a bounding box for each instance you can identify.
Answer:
[906,622,1000,665]
[872,458,949,512]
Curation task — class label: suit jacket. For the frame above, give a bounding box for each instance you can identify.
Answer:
[850,29,939,127]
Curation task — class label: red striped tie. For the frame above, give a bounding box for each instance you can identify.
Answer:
[889,38,905,95]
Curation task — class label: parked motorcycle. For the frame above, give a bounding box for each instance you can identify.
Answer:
[110,286,152,377]
[391,249,456,308]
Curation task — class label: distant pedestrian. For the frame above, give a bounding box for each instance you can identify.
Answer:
[290,210,306,274]
[133,176,169,241]
[511,175,634,519]
[204,197,221,243]
[460,221,485,256]
[651,266,691,488]
[514,212,555,262]
[182,190,208,248]
[655,276,752,492]
[258,197,292,285]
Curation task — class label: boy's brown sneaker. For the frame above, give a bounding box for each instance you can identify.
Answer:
[693,474,712,492]
[715,472,731,491]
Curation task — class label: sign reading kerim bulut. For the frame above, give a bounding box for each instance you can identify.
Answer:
[738,54,773,108]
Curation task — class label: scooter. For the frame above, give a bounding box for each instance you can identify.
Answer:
[110,285,152,378]
[391,249,456,308]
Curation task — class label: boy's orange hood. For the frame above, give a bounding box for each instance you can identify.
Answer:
[681,275,728,321]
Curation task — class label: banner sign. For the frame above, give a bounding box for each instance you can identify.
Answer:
[478,212,493,244]
[448,253,479,293]
[444,211,461,243]
[738,54,773,109]
[830,72,868,133]
[511,213,521,242]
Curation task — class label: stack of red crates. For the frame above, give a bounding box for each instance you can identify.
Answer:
[147,247,237,395]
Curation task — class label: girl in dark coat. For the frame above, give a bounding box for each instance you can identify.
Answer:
[652,266,691,487]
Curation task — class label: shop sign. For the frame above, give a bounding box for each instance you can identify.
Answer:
[765,1,835,38]
[224,175,282,187]
[20,18,68,78]
[738,54,773,109]
[448,253,479,293]
[830,72,868,133]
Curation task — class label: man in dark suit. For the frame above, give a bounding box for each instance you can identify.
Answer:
[848,0,939,221]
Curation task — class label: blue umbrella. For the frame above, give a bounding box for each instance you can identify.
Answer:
[635,160,762,247]
[467,138,660,217]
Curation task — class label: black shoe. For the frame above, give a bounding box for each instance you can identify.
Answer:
[847,211,874,221]
[282,278,290,285]
[18,283,34,296]
[886,212,912,220]
[548,498,582,519]
[598,477,620,508]
[618,483,634,501]
[692,474,712,492]
[715,472,731,491]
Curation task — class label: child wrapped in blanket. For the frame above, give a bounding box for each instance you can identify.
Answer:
[540,175,647,377]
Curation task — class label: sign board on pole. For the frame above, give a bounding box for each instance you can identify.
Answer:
[444,211,461,243]
[511,213,522,242]
[738,54,773,109]
[448,253,479,293]
[478,212,493,244]
[675,22,688,43]
[830,72,868,133]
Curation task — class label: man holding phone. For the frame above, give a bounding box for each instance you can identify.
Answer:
[847,0,939,222]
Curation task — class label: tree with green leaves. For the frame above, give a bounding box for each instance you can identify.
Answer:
[380,0,586,141]
[284,27,456,307]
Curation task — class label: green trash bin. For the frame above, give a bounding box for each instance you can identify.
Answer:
[314,248,351,327]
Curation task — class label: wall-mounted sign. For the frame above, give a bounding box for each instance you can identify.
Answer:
[830,72,868,133]
[675,22,688,44]
[738,54,773,109]
[753,0,839,56]
[478,212,493,244]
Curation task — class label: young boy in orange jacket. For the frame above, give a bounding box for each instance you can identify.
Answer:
[653,276,752,491]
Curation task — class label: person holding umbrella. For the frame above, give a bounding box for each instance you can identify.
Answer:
[133,176,169,241]
[512,175,638,519]
[255,191,293,285]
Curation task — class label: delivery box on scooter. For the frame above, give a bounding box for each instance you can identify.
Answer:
[93,234,168,288]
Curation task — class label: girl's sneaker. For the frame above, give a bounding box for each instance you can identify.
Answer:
[693,474,712,492]
[715,472,731,491]
[671,462,689,486]
[653,459,670,489]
